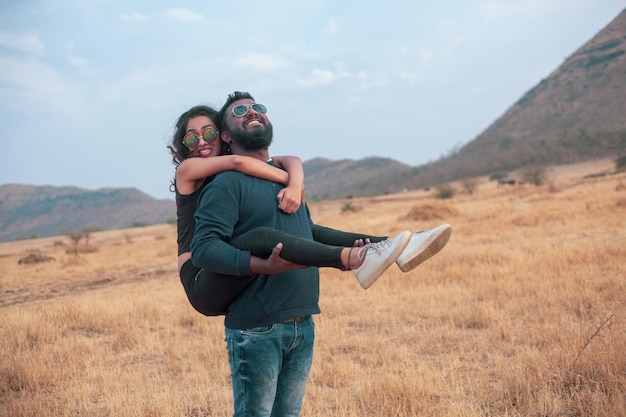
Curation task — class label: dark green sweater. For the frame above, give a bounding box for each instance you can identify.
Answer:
[191,170,320,329]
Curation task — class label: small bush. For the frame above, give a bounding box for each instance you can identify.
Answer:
[435,184,456,199]
[522,164,548,186]
[341,201,358,213]
[131,221,150,228]
[18,253,56,265]
[461,179,477,195]
[489,171,508,182]
[400,203,459,222]
[615,155,626,173]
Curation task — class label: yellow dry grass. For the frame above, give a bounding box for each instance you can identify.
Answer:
[1,160,625,417]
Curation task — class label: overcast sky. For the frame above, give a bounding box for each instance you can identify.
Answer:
[1,1,623,200]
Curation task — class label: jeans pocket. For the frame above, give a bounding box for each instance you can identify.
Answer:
[224,331,235,374]
[240,324,275,335]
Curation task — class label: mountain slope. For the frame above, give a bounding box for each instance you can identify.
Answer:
[303,157,416,201]
[0,184,175,242]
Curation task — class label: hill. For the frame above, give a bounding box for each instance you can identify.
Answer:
[408,8,626,187]
[0,184,175,242]
[302,157,417,201]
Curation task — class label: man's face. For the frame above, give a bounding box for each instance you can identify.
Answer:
[224,98,273,150]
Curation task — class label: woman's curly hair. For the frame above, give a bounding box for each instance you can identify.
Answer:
[167,105,231,192]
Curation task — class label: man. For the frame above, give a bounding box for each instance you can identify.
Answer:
[189,91,328,416]
[190,91,449,416]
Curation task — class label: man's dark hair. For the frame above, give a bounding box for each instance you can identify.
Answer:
[218,91,255,131]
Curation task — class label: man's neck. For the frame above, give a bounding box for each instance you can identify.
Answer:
[232,147,270,162]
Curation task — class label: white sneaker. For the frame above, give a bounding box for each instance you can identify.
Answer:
[353,231,411,289]
[395,224,452,272]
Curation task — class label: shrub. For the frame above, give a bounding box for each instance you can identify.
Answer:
[66,232,83,255]
[522,164,548,186]
[615,155,626,173]
[489,171,508,182]
[461,179,477,195]
[131,221,150,228]
[341,201,358,213]
[435,184,456,199]
[400,203,459,222]
[18,253,56,265]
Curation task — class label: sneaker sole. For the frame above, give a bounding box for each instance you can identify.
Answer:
[397,224,452,272]
[359,231,412,289]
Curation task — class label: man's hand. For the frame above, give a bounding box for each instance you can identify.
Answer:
[249,242,307,274]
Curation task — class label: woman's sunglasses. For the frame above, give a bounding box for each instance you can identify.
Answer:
[183,126,218,149]
[232,103,267,118]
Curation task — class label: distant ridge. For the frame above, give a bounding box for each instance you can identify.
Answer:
[0,184,175,242]
[302,157,416,201]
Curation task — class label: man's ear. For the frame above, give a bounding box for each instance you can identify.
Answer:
[220,131,231,144]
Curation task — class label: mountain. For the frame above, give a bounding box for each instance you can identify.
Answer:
[302,157,416,201]
[0,184,175,242]
[406,8,626,187]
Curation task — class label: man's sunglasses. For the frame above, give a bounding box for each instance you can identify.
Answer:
[232,103,267,118]
[183,126,218,149]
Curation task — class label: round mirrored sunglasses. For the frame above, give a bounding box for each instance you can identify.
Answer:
[183,126,218,149]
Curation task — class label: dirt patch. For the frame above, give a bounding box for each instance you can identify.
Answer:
[400,203,459,222]
[18,253,56,265]
[0,265,176,308]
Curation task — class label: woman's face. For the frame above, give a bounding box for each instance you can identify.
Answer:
[184,115,220,158]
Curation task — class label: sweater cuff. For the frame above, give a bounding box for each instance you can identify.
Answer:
[239,251,253,276]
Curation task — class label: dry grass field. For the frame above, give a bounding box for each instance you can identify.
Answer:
[2,158,625,416]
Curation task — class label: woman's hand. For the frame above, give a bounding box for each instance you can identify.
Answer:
[277,184,303,214]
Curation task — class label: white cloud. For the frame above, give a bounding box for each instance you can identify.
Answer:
[66,42,88,72]
[479,2,519,20]
[118,13,149,23]
[296,66,363,88]
[235,53,292,72]
[479,0,571,21]
[0,31,44,55]
[0,56,82,113]
[323,19,340,36]
[400,72,419,84]
[418,47,435,68]
[359,78,387,90]
[297,69,348,87]
[164,8,204,22]
[100,67,169,102]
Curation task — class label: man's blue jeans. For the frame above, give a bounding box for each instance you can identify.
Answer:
[224,316,315,417]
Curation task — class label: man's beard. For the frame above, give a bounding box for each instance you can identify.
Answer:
[229,122,274,150]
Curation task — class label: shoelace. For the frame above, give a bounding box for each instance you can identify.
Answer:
[352,238,395,270]
[363,239,392,255]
